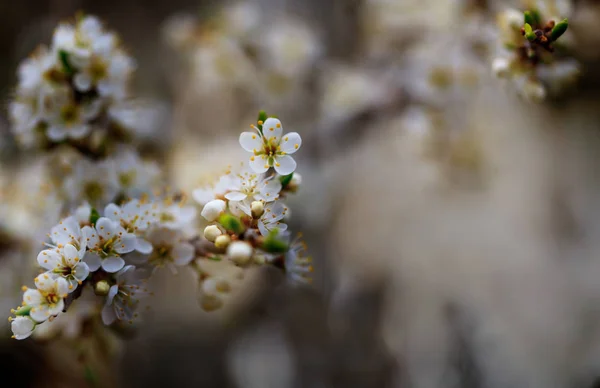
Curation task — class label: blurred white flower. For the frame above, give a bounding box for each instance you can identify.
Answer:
[101,265,149,325]
[112,149,161,197]
[240,118,301,175]
[136,227,195,273]
[258,201,288,236]
[224,166,282,203]
[193,173,235,206]
[63,159,119,207]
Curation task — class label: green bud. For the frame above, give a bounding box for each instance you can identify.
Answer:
[524,10,541,26]
[14,305,33,317]
[280,173,294,189]
[550,18,568,42]
[524,11,535,26]
[58,50,74,75]
[218,214,245,235]
[90,207,100,226]
[523,24,536,41]
[261,230,289,253]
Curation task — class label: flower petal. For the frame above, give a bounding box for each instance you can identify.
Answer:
[34,274,55,292]
[30,305,50,323]
[23,289,44,307]
[224,191,247,201]
[84,251,102,272]
[102,256,125,273]
[239,131,264,152]
[37,249,61,270]
[55,278,70,296]
[73,72,93,92]
[273,155,297,175]
[262,118,282,141]
[96,217,117,240]
[258,179,282,201]
[135,238,153,254]
[101,304,117,325]
[73,262,90,282]
[115,233,137,254]
[47,299,65,316]
[63,244,80,266]
[104,203,122,222]
[249,155,269,173]
[47,125,67,141]
[82,226,99,249]
[173,243,195,266]
[279,132,302,154]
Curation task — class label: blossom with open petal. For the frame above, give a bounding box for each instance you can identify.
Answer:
[49,215,86,249]
[104,200,158,254]
[37,244,89,292]
[135,227,195,273]
[63,159,119,208]
[224,165,282,203]
[82,217,136,273]
[23,275,69,323]
[239,118,301,175]
[258,201,288,236]
[101,265,150,325]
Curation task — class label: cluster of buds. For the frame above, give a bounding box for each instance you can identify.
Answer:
[492,6,579,101]
[9,14,152,153]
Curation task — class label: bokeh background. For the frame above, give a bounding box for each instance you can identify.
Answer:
[4,0,600,387]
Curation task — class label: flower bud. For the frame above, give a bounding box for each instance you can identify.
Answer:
[204,225,222,242]
[251,201,265,218]
[505,9,524,29]
[201,199,226,222]
[214,234,231,250]
[227,241,254,265]
[94,280,111,296]
[11,316,34,340]
[492,58,510,78]
[288,173,302,191]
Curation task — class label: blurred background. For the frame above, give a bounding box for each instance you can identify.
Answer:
[4,0,600,387]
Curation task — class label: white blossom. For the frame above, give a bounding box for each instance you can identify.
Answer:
[258,202,288,236]
[82,217,136,273]
[239,118,301,175]
[11,316,35,340]
[135,227,195,273]
[193,173,235,206]
[101,265,150,325]
[112,149,161,197]
[37,244,89,292]
[224,166,282,203]
[23,276,69,322]
[63,159,119,207]
[104,200,158,254]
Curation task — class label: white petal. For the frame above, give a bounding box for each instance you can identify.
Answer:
[273,155,297,175]
[106,284,119,305]
[82,226,99,248]
[74,262,90,282]
[55,278,70,296]
[102,256,125,273]
[193,188,214,206]
[73,72,93,92]
[23,289,44,306]
[30,305,50,323]
[96,217,117,240]
[101,304,117,325]
[84,252,102,272]
[262,118,283,141]
[279,132,302,154]
[249,155,270,173]
[47,125,67,141]
[239,131,264,152]
[34,275,55,292]
[135,238,153,254]
[258,220,269,236]
[224,191,247,201]
[104,203,122,222]
[259,179,282,201]
[47,299,65,316]
[115,233,137,254]
[37,250,61,270]
[173,243,195,266]
[63,244,80,266]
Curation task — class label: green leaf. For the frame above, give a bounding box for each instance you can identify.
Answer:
[218,214,245,235]
[524,23,533,34]
[90,208,100,226]
[524,10,541,26]
[550,18,568,41]
[524,11,535,26]
[58,50,74,75]
[523,24,536,41]
[14,305,32,316]
[84,365,98,388]
[280,173,294,188]
[261,230,289,253]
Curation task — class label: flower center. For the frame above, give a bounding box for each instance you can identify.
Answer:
[45,293,59,305]
[119,171,136,188]
[89,58,108,81]
[60,104,80,125]
[148,245,172,267]
[83,182,104,202]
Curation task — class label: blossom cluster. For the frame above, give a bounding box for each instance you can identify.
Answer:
[9,14,147,150]
[492,2,579,101]
[8,111,312,340]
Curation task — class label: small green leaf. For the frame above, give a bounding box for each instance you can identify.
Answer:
[14,305,33,316]
[550,18,568,41]
[524,11,535,26]
[84,365,98,388]
[280,173,294,188]
[90,208,100,226]
[524,9,541,26]
[58,50,74,75]
[524,23,533,34]
[523,24,536,41]
[218,214,245,235]
[261,230,289,253]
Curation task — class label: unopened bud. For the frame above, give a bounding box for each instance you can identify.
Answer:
[288,172,302,191]
[204,225,222,242]
[227,241,253,265]
[251,201,264,218]
[201,199,226,222]
[214,234,231,250]
[94,280,111,296]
